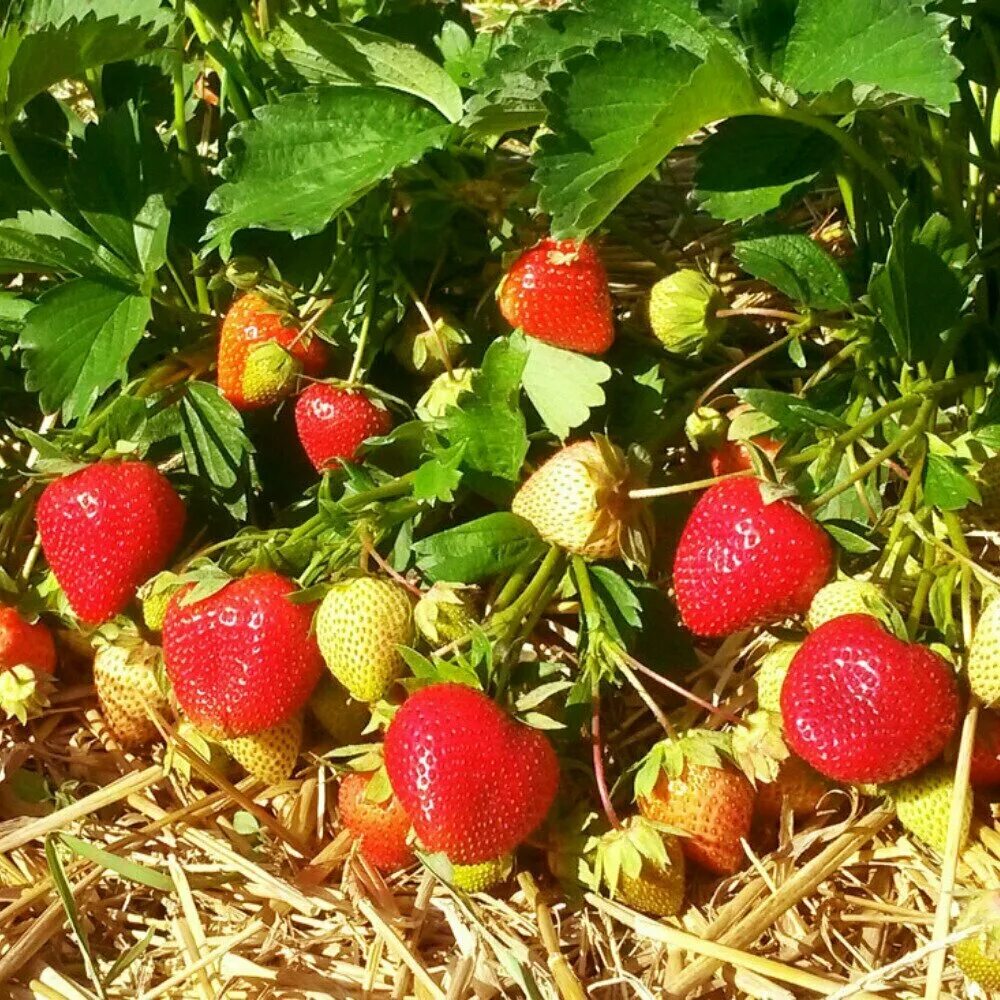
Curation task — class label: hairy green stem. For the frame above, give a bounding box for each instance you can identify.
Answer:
[0,124,64,215]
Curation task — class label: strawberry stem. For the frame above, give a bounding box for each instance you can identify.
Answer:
[628,470,753,500]
[592,692,621,830]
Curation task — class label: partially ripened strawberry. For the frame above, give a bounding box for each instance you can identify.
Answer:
[338,770,414,872]
[672,478,833,637]
[708,437,782,477]
[781,615,959,784]
[93,631,170,747]
[163,571,322,738]
[971,710,1000,787]
[498,238,614,354]
[891,763,971,853]
[638,743,755,876]
[295,383,392,472]
[967,597,1000,706]
[955,891,1000,991]
[221,714,302,784]
[0,606,56,721]
[37,461,186,624]
[217,292,327,410]
[315,576,414,703]
[755,755,828,820]
[511,437,651,565]
[385,683,559,863]
[452,854,512,893]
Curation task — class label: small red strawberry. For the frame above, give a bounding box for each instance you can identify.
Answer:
[0,606,56,721]
[163,571,322,738]
[37,461,186,624]
[498,238,614,354]
[708,436,783,477]
[294,384,392,472]
[339,770,414,872]
[971,710,1000,787]
[385,683,559,863]
[672,478,833,637]
[217,292,327,410]
[781,615,959,784]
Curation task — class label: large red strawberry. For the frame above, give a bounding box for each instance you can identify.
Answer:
[672,478,833,637]
[295,384,392,472]
[497,238,614,354]
[37,462,186,624]
[217,292,327,410]
[781,615,959,783]
[971,710,1000,787]
[163,571,322,738]
[385,683,559,863]
[339,770,414,872]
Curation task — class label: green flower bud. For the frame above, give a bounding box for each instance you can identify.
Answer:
[223,257,264,290]
[684,406,727,452]
[415,369,475,421]
[393,312,469,376]
[414,582,479,645]
[648,270,727,357]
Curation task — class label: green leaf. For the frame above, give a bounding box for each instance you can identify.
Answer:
[534,35,760,238]
[274,14,463,122]
[590,565,643,628]
[59,833,173,890]
[0,11,164,122]
[0,290,31,332]
[68,104,171,277]
[823,521,879,553]
[923,452,980,512]
[206,87,452,254]
[413,512,547,583]
[441,336,529,480]
[694,116,837,222]
[521,336,611,439]
[104,927,154,986]
[869,203,967,364]
[737,388,847,432]
[178,383,255,517]
[24,0,171,32]
[733,234,850,309]
[779,0,961,112]
[19,278,151,421]
[413,442,465,503]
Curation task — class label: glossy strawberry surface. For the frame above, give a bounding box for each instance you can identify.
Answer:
[971,710,1000,787]
[498,239,614,354]
[163,571,322,737]
[781,615,959,783]
[0,606,55,674]
[217,292,327,410]
[294,384,392,471]
[385,683,559,864]
[37,462,186,624]
[339,771,414,872]
[672,477,833,637]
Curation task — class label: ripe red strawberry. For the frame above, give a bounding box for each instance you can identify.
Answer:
[497,238,614,354]
[971,710,1000,787]
[639,762,755,875]
[339,770,414,872]
[672,478,833,637]
[294,384,392,472]
[385,683,559,863]
[217,292,327,410]
[708,436,782,476]
[0,606,56,721]
[163,571,322,738]
[37,462,186,624]
[781,615,959,783]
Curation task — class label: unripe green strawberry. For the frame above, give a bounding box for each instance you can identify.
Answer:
[414,583,478,645]
[684,406,727,452]
[138,571,183,633]
[755,643,799,713]
[511,437,651,565]
[891,764,971,853]
[974,457,1000,530]
[452,854,512,892]
[93,633,170,748]
[955,891,1000,991]
[240,340,301,407]
[618,835,686,917]
[806,579,892,630]
[969,596,1000,705]
[415,368,474,421]
[648,270,726,357]
[309,674,371,746]
[221,714,302,785]
[316,577,414,702]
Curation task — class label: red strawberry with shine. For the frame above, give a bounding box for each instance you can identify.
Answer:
[37,462,186,624]
[339,771,414,872]
[295,384,392,471]
[0,606,55,675]
[498,238,614,354]
[218,292,327,410]
[971,710,1000,787]
[163,571,322,738]
[781,614,959,783]
[385,683,559,863]
[673,478,833,637]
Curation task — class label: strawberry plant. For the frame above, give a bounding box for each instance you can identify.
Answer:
[5,0,1000,995]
